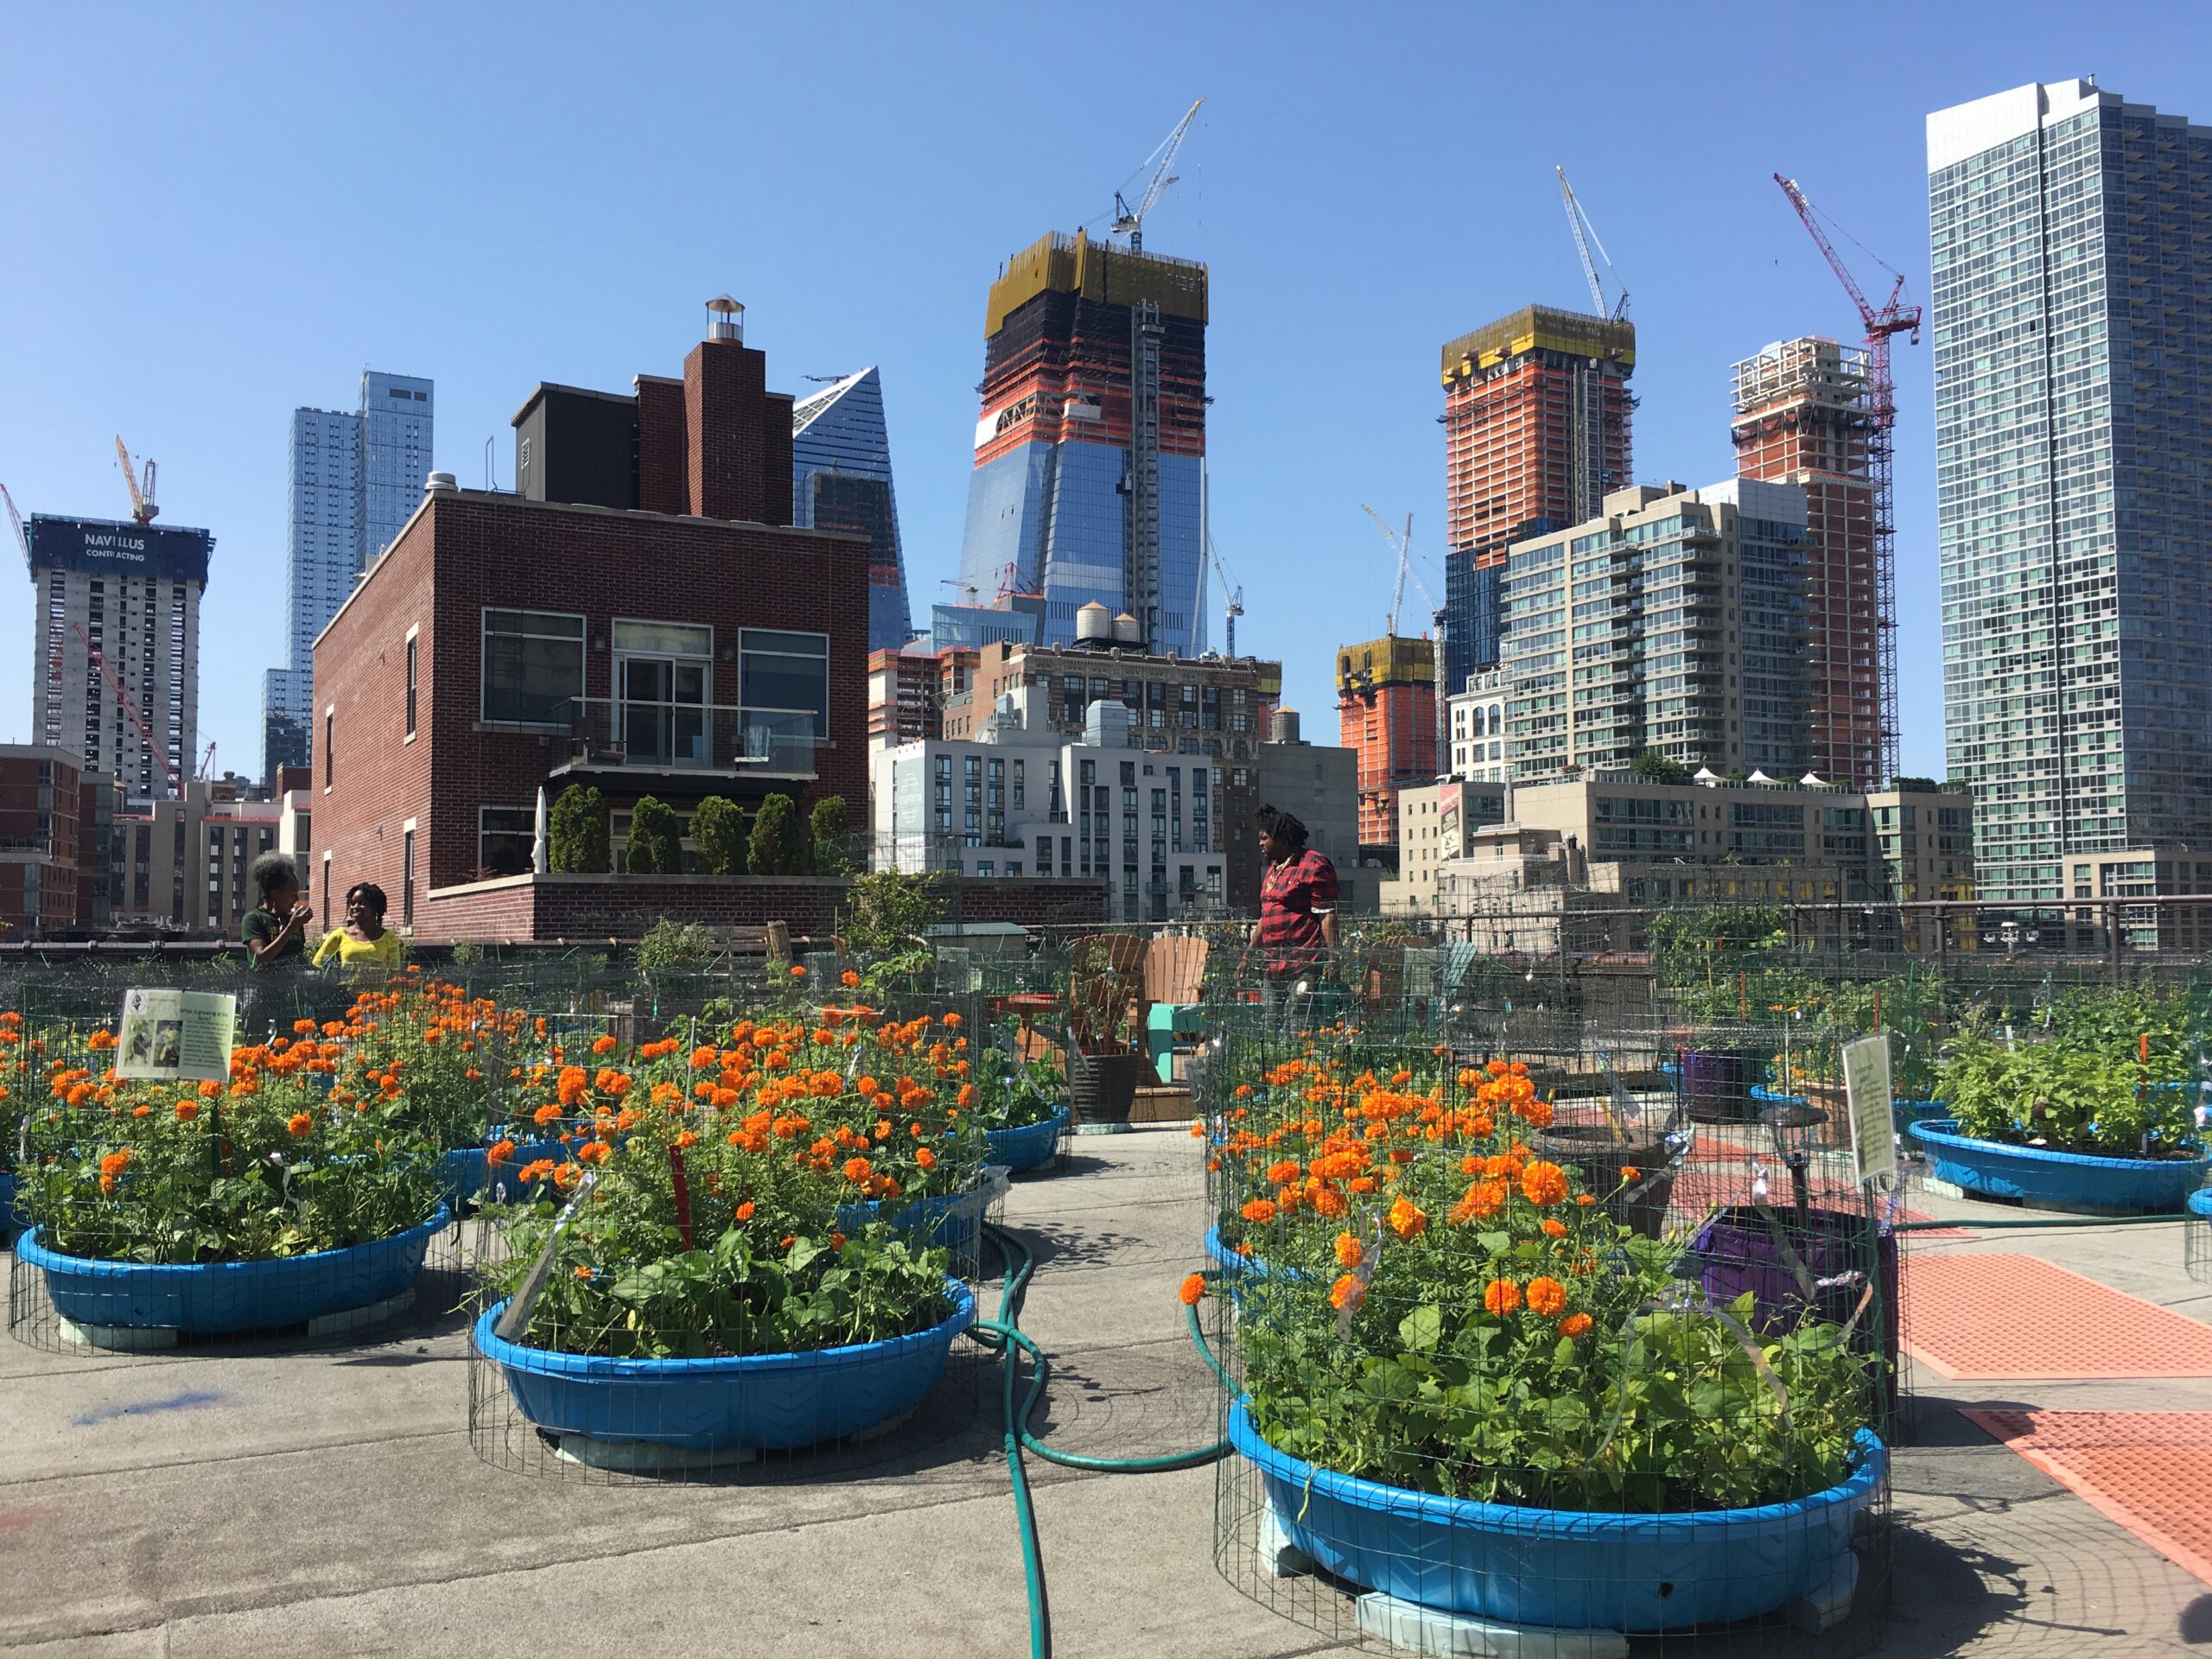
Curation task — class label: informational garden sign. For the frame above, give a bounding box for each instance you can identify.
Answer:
[1840,1032,1896,1186]
[115,988,237,1083]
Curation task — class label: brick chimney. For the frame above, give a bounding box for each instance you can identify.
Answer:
[677,296,793,526]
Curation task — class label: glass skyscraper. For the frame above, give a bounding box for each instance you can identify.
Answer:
[1929,80,2212,904]
[791,366,913,653]
[261,371,433,782]
[950,232,1209,658]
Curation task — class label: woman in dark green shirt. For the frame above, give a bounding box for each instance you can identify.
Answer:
[242,852,313,969]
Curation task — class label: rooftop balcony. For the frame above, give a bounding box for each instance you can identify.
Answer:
[540,697,826,782]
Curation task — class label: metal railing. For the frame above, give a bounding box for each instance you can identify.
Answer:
[549,697,826,779]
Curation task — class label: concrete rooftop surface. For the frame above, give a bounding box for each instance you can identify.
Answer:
[4,1133,2211,1657]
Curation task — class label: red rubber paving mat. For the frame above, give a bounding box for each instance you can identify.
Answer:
[1904,1254,2212,1379]
[1661,1166,1972,1237]
[1962,1410,2212,1586]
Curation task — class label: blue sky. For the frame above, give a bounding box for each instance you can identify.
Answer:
[6,3,2208,784]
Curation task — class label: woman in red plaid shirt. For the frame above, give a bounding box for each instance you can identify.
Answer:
[1241,804,1338,1016]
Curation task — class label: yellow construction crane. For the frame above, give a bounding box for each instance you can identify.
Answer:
[114,435,157,524]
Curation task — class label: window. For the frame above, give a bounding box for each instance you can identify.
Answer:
[404,634,418,738]
[480,807,536,877]
[401,830,416,928]
[740,627,830,734]
[323,710,334,787]
[483,609,585,725]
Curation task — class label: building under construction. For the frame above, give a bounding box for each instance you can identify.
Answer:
[1338,634,1437,848]
[24,513,211,801]
[1731,337,1888,789]
[1440,305,1634,688]
[950,230,1209,658]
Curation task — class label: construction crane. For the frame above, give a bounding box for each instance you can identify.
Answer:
[1203,527,1243,658]
[1556,167,1628,321]
[1363,505,1440,638]
[0,481,26,563]
[74,622,181,794]
[114,435,157,524]
[1773,172,1922,782]
[1110,98,1204,252]
[195,741,218,783]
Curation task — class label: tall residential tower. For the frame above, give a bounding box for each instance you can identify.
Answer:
[1929,81,2212,903]
[261,371,434,782]
[949,231,1208,658]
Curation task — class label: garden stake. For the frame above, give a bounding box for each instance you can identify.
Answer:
[667,1145,695,1251]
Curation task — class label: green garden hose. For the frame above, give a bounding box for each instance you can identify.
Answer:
[1893,1211,2184,1230]
[971,1221,1232,1659]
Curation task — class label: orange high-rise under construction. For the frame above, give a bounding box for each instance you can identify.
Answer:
[1439,306,1634,688]
[1730,338,1884,788]
[1338,635,1437,848]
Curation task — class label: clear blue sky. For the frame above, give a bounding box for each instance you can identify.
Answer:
[6,3,2207,784]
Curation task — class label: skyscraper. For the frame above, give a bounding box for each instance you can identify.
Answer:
[25,513,213,800]
[1440,306,1634,687]
[1928,80,2212,904]
[262,372,433,782]
[950,231,1208,658]
[1731,337,1886,788]
[791,367,913,652]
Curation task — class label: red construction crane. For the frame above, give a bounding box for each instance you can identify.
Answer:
[0,480,25,563]
[1774,173,1920,784]
[74,622,181,794]
[114,435,158,524]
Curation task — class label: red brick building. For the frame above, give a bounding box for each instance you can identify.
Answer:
[0,744,83,936]
[312,307,871,943]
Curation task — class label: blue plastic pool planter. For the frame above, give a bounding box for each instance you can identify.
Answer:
[18,1205,450,1334]
[836,1178,993,1249]
[986,1106,1070,1175]
[2190,1188,2212,1222]
[474,1278,976,1451]
[1230,1401,1884,1631]
[1910,1118,2209,1211]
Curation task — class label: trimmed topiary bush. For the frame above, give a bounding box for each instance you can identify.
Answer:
[693,796,748,874]
[625,795,683,874]
[750,792,801,877]
[549,785,610,874]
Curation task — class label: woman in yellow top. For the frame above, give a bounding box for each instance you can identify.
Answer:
[312,881,403,976]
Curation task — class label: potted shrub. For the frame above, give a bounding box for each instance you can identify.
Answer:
[1913,1023,2209,1211]
[473,997,980,1459]
[1065,934,1147,1131]
[16,1020,448,1338]
[971,1023,1069,1175]
[1205,1037,1885,1636]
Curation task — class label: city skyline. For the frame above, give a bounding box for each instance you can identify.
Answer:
[4,8,2208,786]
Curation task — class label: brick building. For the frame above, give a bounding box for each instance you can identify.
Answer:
[313,303,871,943]
[111,776,280,936]
[0,744,83,936]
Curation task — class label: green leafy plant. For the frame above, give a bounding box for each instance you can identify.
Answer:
[625,795,683,874]
[969,1023,1064,1131]
[1629,749,1691,785]
[549,785,610,874]
[635,917,721,979]
[692,797,748,875]
[749,793,802,877]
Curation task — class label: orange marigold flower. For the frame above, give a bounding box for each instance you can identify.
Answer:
[287,1113,314,1137]
[198,1078,221,1097]
[690,1046,719,1071]
[533,1103,563,1126]
[174,1100,200,1122]
[1241,1198,1277,1225]
[99,1149,132,1178]
[1266,1159,1301,1185]
[675,1129,699,1149]
[487,1139,517,1164]
[789,965,808,979]
[841,969,861,988]
[916,1147,938,1170]
[1386,1196,1427,1242]
[1311,1185,1349,1218]
[1576,1193,1596,1206]
[943,1013,962,1028]
[1525,1276,1567,1317]
[1560,1312,1593,1339]
[131,1103,150,1118]
[1541,1217,1567,1238]
[1329,1273,1365,1313]
[592,1034,618,1056]
[1333,1231,1363,1268]
[1520,1160,1570,1207]
[575,1141,612,1166]
[735,1201,756,1221]
[1484,1279,1522,1316]
[843,1156,873,1183]
[1235,1084,1255,1099]
[1179,1273,1207,1306]
[1618,1166,1642,1184]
